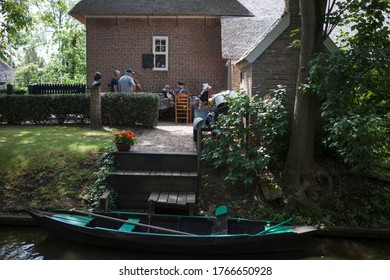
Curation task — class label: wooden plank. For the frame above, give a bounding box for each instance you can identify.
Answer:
[172,171,181,177]
[164,171,173,176]
[140,171,151,176]
[124,170,135,175]
[110,170,126,175]
[189,171,198,177]
[157,192,169,204]
[177,192,187,206]
[148,191,160,202]
[155,171,165,176]
[167,192,178,204]
[149,171,157,176]
[180,171,190,176]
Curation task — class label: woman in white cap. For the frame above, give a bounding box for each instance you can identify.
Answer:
[199,83,212,108]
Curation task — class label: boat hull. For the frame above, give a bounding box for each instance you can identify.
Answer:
[27,210,317,254]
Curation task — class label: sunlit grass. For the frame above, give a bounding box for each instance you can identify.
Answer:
[0,125,113,173]
[0,125,116,212]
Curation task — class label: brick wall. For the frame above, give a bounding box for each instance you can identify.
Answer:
[251,0,300,112]
[86,17,227,95]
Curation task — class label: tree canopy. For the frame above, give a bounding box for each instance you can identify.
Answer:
[2,0,86,85]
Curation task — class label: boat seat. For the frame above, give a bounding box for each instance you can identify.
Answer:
[118,218,141,232]
[52,214,94,226]
[211,205,228,235]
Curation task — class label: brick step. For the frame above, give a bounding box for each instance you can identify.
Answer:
[113,151,197,172]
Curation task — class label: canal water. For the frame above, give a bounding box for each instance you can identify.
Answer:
[1,226,389,260]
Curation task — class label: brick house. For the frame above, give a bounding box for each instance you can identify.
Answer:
[70,0,336,110]
[69,0,253,94]
[232,0,337,110]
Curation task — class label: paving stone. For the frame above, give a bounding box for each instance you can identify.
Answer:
[132,121,196,153]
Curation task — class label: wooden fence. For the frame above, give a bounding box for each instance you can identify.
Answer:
[28,84,86,94]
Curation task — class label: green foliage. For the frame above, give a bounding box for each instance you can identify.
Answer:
[14,63,40,87]
[102,92,159,128]
[324,113,389,170]
[203,89,289,187]
[0,94,89,124]
[6,0,86,84]
[0,0,32,60]
[84,148,118,210]
[307,0,390,171]
[0,92,160,127]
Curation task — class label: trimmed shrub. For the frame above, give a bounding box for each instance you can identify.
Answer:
[0,87,28,95]
[0,94,89,124]
[102,92,159,127]
[0,92,159,127]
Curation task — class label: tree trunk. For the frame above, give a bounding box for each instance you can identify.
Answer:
[283,0,332,206]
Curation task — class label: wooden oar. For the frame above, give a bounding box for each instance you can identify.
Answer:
[69,209,195,236]
[256,218,293,235]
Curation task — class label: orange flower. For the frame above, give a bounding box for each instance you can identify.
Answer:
[114,130,138,146]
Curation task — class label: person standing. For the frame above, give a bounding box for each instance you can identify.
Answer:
[131,70,142,91]
[118,68,136,92]
[109,70,121,92]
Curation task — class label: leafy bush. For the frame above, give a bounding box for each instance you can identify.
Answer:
[102,92,159,127]
[202,89,289,187]
[324,112,389,171]
[84,148,118,210]
[306,1,390,171]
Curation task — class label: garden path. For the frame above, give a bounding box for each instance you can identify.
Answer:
[132,121,196,153]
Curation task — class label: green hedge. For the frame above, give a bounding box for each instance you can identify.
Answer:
[0,87,28,95]
[102,92,159,127]
[0,94,89,124]
[0,92,159,126]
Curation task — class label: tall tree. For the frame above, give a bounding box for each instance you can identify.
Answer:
[283,0,332,207]
[283,0,389,209]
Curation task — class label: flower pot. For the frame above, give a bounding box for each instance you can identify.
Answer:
[116,143,131,152]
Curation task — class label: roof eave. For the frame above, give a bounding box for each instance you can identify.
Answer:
[236,13,290,66]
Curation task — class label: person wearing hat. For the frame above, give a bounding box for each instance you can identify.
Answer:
[161,84,173,98]
[118,68,136,92]
[199,83,212,108]
[130,70,142,91]
[173,82,189,95]
[109,70,121,92]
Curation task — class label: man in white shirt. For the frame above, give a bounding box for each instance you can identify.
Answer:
[118,68,136,92]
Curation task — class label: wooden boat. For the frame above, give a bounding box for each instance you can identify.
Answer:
[26,207,317,254]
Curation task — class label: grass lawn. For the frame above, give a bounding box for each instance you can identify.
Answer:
[0,125,114,213]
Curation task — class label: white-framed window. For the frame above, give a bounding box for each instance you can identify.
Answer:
[153,36,168,71]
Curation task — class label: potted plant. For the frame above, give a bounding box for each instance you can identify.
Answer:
[114,131,138,151]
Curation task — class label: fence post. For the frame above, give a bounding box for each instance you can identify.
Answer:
[6,84,13,94]
[90,72,102,128]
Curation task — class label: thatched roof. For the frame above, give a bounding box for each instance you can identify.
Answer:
[221,0,285,59]
[69,0,254,23]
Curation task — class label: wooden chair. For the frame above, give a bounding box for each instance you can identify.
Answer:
[175,93,191,123]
